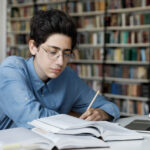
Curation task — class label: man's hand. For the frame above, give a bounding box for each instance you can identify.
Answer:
[68,111,81,118]
[80,108,113,121]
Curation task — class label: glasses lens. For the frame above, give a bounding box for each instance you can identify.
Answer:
[42,45,72,60]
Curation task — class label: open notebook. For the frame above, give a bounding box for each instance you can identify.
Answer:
[29,114,143,149]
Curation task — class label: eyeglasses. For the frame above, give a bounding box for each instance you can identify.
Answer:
[41,45,73,61]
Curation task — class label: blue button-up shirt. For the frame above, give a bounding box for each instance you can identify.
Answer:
[0,56,120,129]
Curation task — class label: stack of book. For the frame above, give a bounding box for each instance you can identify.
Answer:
[29,114,143,149]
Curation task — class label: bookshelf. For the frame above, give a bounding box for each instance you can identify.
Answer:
[6,0,150,116]
[68,0,150,116]
[6,0,67,57]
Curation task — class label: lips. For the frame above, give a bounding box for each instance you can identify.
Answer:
[51,68,61,73]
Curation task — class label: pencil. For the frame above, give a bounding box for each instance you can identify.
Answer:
[86,90,100,111]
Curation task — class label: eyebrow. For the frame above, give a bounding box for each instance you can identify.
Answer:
[47,45,72,51]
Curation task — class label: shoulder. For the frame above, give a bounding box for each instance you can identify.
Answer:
[0,56,27,69]
[55,66,81,85]
[62,66,79,79]
[0,56,28,79]
[60,66,86,86]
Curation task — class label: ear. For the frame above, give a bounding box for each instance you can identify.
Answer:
[29,40,38,56]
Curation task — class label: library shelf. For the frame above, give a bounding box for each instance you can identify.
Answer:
[6,0,150,116]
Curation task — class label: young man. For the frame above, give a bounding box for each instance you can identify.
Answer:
[0,9,120,129]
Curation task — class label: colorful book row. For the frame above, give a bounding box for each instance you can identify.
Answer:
[78,31,150,45]
[7,34,29,45]
[111,99,149,115]
[73,13,150,29]
[73,48,150,62]
[104,82,150,97]
[68,0,150,13]
[70,64,148,80]
[7,47,29,58]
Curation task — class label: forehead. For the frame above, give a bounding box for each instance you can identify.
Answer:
[44,34,72,48]
[45,45,72,52]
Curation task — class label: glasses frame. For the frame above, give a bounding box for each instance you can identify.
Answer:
[41,45,74,61]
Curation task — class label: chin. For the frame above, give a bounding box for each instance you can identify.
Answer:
[48,73,61,79]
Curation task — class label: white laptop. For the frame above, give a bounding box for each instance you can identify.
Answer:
[125,119,150,133]
[117,115,150,133]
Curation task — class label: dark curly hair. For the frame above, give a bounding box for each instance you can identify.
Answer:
[30,9,77,49]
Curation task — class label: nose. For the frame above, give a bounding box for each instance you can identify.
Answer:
[56,53,64,66]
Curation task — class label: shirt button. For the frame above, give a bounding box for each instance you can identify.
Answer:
[25,97,28,100]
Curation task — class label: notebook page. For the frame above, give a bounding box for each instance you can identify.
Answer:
[36,114,95,129]
[30,119,100,137]
[94,121,144,141]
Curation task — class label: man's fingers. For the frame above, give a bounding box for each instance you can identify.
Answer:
[80,113,87,119]
[85,115,96,121]
[80,108,111,121]
[80,109,93,119]
[85,112,102,121]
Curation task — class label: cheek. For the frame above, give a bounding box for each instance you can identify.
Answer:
[37,55,50,70]
[43,59,54,70]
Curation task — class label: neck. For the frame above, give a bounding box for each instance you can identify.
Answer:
[33,57,48,82]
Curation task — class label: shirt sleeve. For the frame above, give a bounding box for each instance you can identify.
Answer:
[67,68,120,121]
[0,66,58,128]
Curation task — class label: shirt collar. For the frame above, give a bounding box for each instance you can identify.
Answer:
[26,57,45,91]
